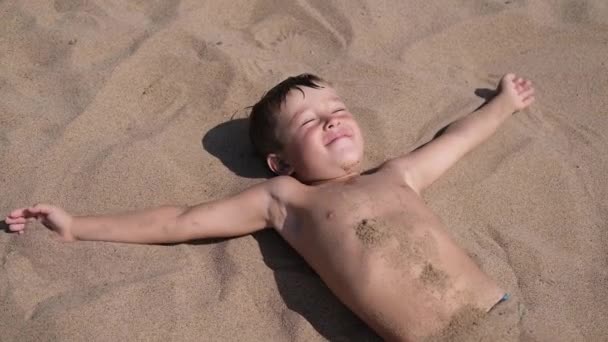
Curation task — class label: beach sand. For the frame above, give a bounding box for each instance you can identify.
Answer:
[1,0,607,340]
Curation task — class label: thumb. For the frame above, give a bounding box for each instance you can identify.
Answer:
[503,73,516,83]
[27,203,54,217]
[500,73,516,88]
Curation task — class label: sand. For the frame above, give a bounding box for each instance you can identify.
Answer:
[1,0,607,340]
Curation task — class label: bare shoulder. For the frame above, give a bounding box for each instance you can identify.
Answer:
[262,175,306,229]
[264,175,304,200]
[375,158,417,189]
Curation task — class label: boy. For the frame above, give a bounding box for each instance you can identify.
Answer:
[5,73,534,340]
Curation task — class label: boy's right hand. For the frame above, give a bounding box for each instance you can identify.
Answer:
[5,204,75,241]
[497,73,535,112]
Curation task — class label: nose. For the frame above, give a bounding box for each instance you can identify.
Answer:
[324,115,340,130]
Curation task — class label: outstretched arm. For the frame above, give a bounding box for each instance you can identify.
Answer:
[389,74,535,194]
[5,176,292,244]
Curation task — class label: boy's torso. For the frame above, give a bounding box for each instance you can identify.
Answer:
[271,165,505,340]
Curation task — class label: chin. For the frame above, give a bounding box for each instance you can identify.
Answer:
[337,152,362,172]
[339,160,361,172]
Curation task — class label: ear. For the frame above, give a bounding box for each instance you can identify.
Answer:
[267,153,295,176]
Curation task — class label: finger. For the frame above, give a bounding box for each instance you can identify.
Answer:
[5,217,27,224]
[15,206,42,218]
[520,88,535,99]
[30,203,54,215]
[9,223,26,231]
[520,80,532,91]
[523,95,535,106]
[9,208,28,218]
[25,204,49,217]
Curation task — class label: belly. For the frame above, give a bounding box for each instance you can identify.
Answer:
[303,221,446,338]
[307,209,446,285]
[299,212,505,340]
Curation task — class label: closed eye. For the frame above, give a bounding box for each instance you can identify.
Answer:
[301,118,315,126]
[332,108,345,114]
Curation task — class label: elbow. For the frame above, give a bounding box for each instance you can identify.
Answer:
[171,205,190,224]
[172,205,211,242]
[173,205,189,217]
[158,206,190,243]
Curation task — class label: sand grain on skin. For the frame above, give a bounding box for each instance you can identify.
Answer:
[354,218,389,247]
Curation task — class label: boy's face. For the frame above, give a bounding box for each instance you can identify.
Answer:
[273,85,365,182]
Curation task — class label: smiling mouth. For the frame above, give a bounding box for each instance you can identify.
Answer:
[327,135,349,145]
[325,129,353,145]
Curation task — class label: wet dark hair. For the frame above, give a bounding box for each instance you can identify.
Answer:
[249,73,325,159]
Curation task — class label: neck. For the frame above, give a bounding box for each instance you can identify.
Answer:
[304,171,361,186]
[295,160,364,186]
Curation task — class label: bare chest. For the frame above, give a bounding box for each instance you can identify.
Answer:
[280,174,444,277]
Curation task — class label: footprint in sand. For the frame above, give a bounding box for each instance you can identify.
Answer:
[129,36,234,140]
[248,0,352,67]
[560,0,590,23]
